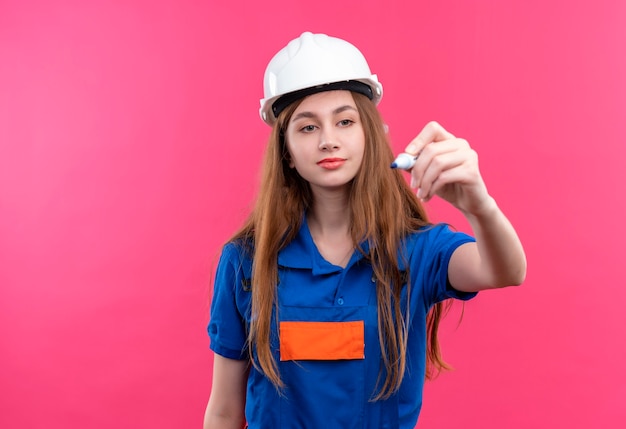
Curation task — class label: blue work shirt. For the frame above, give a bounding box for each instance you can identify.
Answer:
[208,221,476,428]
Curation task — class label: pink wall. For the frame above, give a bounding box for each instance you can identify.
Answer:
[1,1,625,428]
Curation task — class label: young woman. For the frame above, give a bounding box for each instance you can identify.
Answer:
[203,32,526,429]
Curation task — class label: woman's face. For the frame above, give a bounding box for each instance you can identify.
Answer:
[284,90,365,194]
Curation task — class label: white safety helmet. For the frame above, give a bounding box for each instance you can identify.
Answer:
[259,32,383,126]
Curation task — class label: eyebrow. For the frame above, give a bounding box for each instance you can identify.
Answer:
[291,105,358,121]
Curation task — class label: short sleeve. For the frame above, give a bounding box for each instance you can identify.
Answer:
[207,243,250,360]
[409,224,478,308]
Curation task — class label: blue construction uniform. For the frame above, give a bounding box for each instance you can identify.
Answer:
[208,219,476,428]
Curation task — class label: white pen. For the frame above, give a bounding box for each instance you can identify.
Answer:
[390,153,417,170]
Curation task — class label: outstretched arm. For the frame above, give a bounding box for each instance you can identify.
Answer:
[404,121,527,292]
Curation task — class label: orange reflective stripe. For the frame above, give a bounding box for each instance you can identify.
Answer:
[279,321,365,361]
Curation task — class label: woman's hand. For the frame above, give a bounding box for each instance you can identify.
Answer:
[403,122,526,290]
[404,121,495,216]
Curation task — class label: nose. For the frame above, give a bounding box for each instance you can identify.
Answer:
[319,128,339,151]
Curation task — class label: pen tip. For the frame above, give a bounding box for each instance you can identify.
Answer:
[390,162,398,169]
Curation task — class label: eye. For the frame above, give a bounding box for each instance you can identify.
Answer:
[338,119,354,127]
[299,124,317,133]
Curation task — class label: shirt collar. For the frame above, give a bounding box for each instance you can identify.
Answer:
[277,215,370,275]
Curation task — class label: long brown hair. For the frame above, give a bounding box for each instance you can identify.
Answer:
[229,92,450,399]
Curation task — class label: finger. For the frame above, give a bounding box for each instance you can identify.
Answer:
[416,150,470,199]
[411,139,468,189]
[423,164,479,201]
[404,121,456,156]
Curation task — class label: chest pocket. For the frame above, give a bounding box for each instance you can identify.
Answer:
[275,305,369,429]
[270,265,399,428]
[279,320,365,361]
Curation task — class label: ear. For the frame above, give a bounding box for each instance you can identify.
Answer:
[286,152,295,168]
[283,138,295,168]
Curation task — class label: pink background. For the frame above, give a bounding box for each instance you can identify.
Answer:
[1,0,625,428]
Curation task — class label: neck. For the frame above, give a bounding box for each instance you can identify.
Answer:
[307,189,354,268]
[307,187,351,236]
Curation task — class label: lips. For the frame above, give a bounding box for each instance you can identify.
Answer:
[317,158,346,170]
